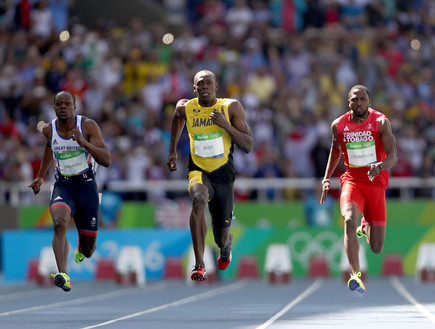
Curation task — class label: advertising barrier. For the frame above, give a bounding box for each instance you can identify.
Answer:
[2,228,191,283]
[4,200,434,283]
[2,224,433,283]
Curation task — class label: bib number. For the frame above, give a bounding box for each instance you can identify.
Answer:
[194,132,224,158]
[57,149,88,175]
[346,141,377,167]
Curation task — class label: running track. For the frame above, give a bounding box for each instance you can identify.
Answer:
[1,277,435,329]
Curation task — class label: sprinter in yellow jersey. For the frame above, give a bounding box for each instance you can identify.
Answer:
[167,70,254,281]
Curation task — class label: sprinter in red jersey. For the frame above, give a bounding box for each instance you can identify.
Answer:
[320,85,397,293]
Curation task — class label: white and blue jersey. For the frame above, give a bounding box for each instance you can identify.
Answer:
[51,115,97,178]
[49,115,99,235]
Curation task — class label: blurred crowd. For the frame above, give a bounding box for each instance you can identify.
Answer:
[0,0,434,203]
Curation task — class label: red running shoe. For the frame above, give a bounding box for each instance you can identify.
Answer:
[191,265,207,281]
[218,254,231,270]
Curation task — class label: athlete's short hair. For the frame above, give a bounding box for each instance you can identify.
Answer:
[348,85,370,99]
[194,70,216,83]
[54,90,76,105]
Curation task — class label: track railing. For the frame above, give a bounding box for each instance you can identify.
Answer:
[1,177,434,206]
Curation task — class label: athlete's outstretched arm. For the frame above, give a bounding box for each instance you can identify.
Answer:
[379,117,397,170]
[29,125,53,195]
[167,99,187,171]
[367,117,398,181]
[210,99,254,153]
[320,121,341,204]
[76,118,111,167]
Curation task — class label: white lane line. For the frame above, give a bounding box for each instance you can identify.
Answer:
[255,279,323,329]
[0,288,50,301]
[0,281,108,301]
[80,280,247,329]
[0,283,168,317]
[391,276,435,325]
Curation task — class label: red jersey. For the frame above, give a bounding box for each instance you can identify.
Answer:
[336,108,389,190]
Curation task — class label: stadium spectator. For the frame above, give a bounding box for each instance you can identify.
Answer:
[0,0,433,205]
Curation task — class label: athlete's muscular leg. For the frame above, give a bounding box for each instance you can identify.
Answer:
[212,225,233,259]
[50,205,71,273]
[189,183,209,267]
[342,203,362,275]
[78,234,97,258]
[365,224,385,254]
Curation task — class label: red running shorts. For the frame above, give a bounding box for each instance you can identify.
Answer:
[340,180,387,227]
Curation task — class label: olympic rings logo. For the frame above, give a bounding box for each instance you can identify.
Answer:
[286,231,343,271]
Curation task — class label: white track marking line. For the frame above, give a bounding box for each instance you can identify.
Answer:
[0,289,50,302]
[80,280,247,329]
[255,279,323,329]
[0,283,168,317]
[391,276,435,325]
[0,282,109,301]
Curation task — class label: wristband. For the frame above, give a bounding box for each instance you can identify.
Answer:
[322,179,330,185]
[379,162,384,170]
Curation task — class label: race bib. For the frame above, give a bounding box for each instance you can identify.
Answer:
[194,132,224,158]
[57,149,89,176]
[346,141,377,167]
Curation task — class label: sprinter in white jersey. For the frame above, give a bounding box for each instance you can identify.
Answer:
[29,91,111,292]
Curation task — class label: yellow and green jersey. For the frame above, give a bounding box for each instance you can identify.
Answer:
[185,98,235,175]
